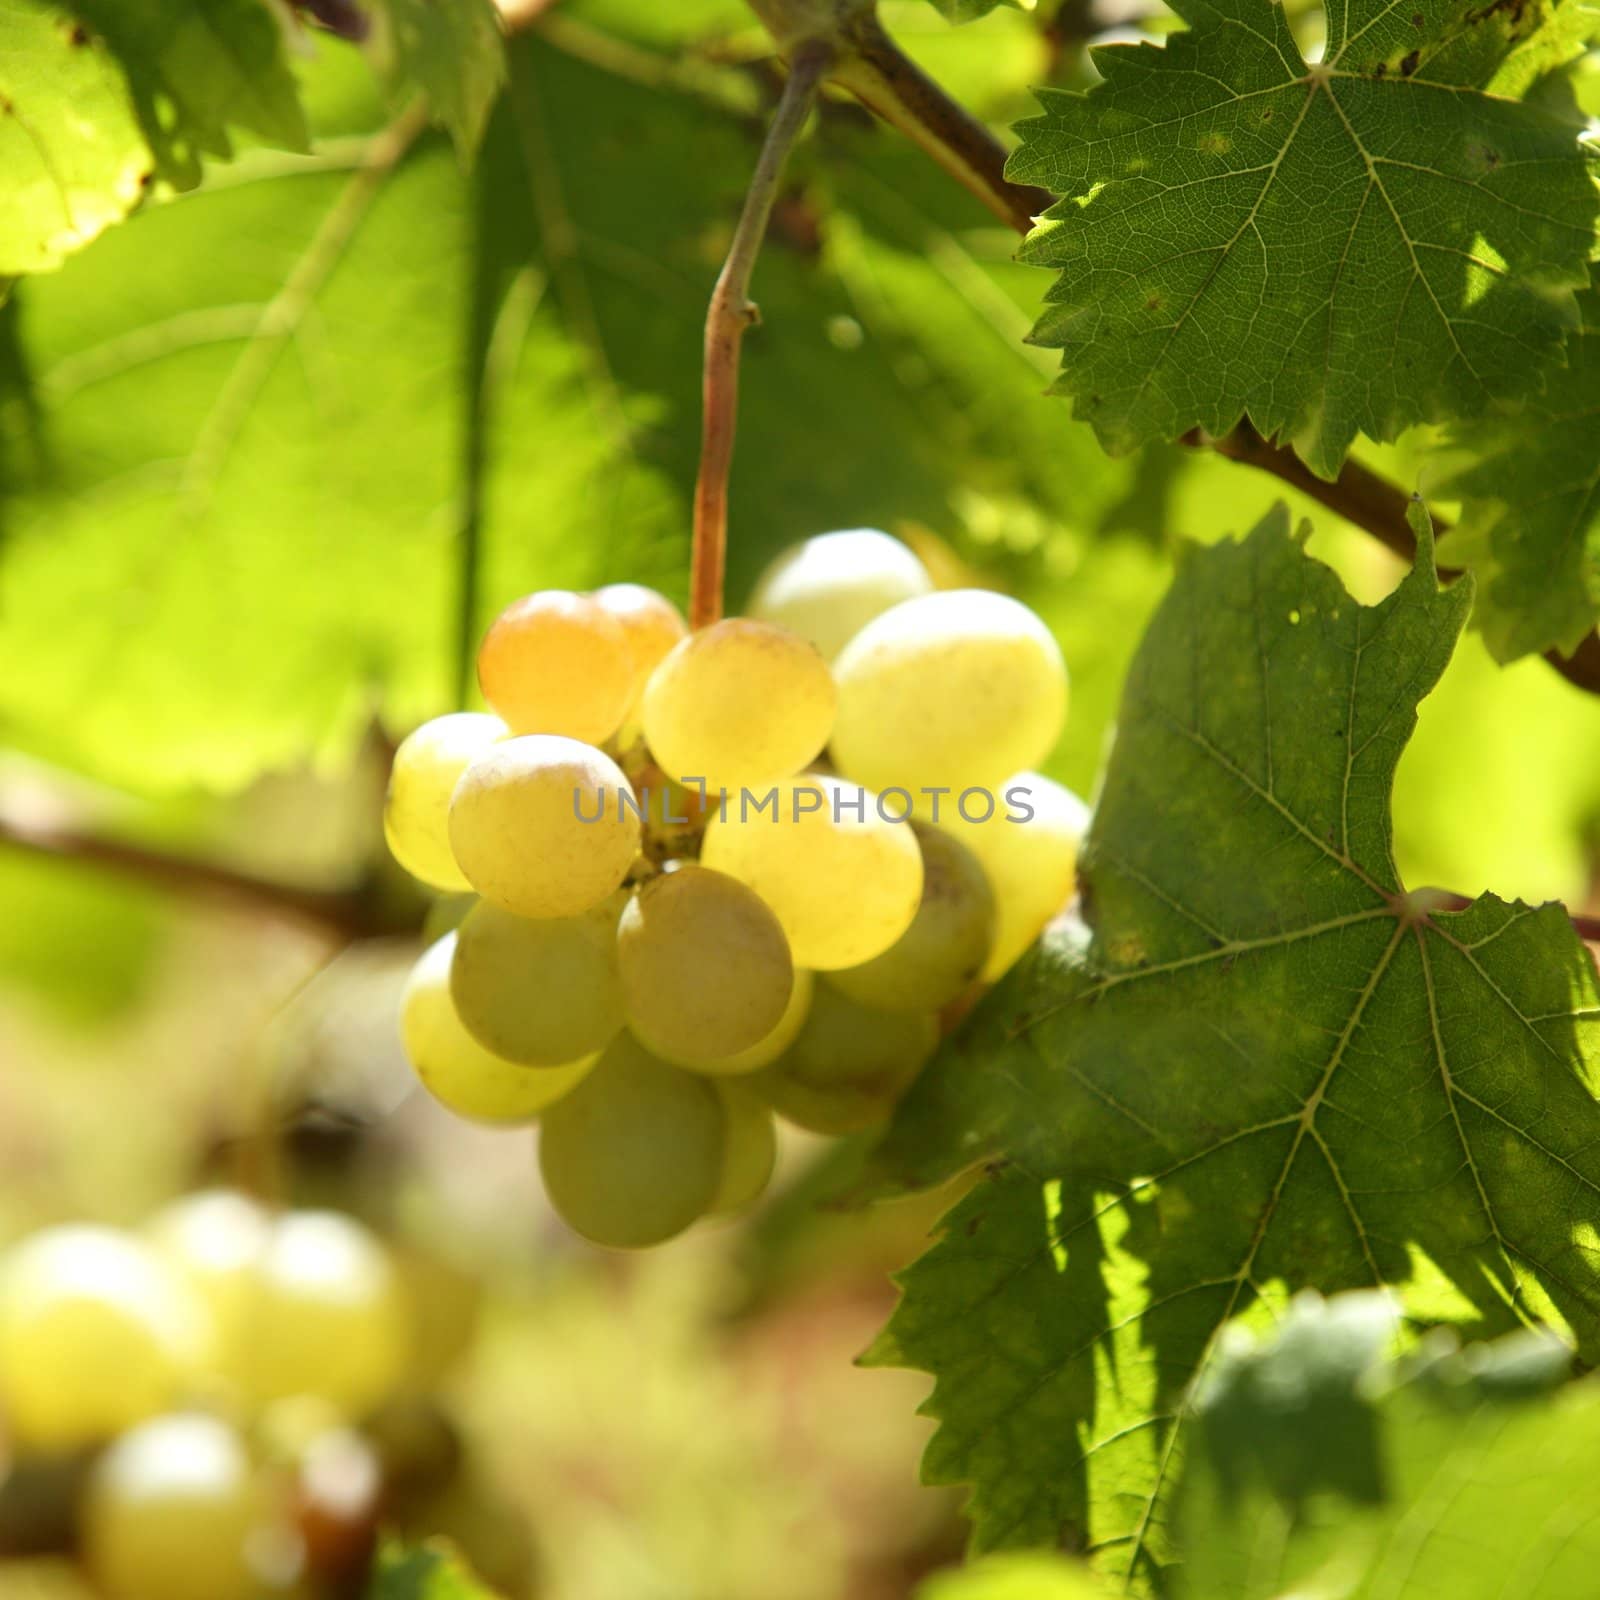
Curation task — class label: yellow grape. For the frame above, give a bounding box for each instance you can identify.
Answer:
[701,776,922,970]
[476,589,635,743]
[831,590,1067,792]
[0,1226,209,1451]
[448,735,640,918]
[617,865,793,1066]
[710,1083,779,1214]
[640,618,835,791]
[235,1211,408,1418]
[402,934,595,1120]
[591,583,688,713]
[747,528,933,662]
[937,772,1090,979]
[145,1191,270,1386]
[449,900,624,1067]
[693,967,815,1077]
[539,1033,727,1248]
[827,822,994,1011]
[383,713,506,892]
[756,985,937,1134]
[84,1414,267,1600]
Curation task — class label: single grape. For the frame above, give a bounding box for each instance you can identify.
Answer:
[84,1414,267,1600]
[476,589,635,743]
[831,589,1067,793]
[448,735,640,919]
[383,713,506,892]
[145,1191,270,1387]
[701,776,922,970]
[935,772,1090,979]
[640,618,835,792]
[591,583,688,713]
[755,985,937,1134]
[693,967,815,1076]
[538,1033,727,1248]
[449,900,624,1067]
[402,933,595,1119]
[0,1227,209,1451]
[826,822,994,1012]
[710,1083,778,1214]
[234,1211,408,1418]
[746,528,934,662]
[617,866,793,1067]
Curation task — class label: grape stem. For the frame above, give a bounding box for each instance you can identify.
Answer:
[742,1,1600,698]
[691,38,834,631]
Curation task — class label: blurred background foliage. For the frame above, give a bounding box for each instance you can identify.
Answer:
[3,0,1600,1595]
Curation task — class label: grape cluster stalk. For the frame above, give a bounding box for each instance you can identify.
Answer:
[385,528,1091,1250]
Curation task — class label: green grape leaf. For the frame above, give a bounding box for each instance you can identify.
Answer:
[1007,0,1600,478]
[368,1541,501,1600]
[70,0,309,186]
[1438,284,1600,663]
[1180,1291,1600,1599]
[917,1554,1114,1599]
[865,509,1600,1589]
[368,0,505,158]
[925,0,1020,19]
[0,4,149,274]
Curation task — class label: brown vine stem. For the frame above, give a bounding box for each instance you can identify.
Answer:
[691,38,834,630]
[744,0,1600,696]
[0,806,414,939]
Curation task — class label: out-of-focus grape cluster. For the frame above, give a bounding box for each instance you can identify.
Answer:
[387,530,1091,1249]
[0,1195,473,1598]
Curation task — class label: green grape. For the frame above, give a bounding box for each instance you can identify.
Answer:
[747,528,934,662]
[693,967,815,1076]
[145,1191,269,1389]
[0,1226,209,1452]
[450,900,624,1067]
[710,1083,779,1214]
[402,934,595,1120]
[700,776,922,970]
[756,985,938,1134]
[591,583,688,713]
[640,618,835,791]
[477,589,636,744]
[84,1414,267,1600]
[539,1033,727,1248]
[617,866,793,1067]
[448,734,640,918]
[383,713,507,892]
[827,823,994,1011]
[937,772,1090,979]
[830,590,1068,793]
[235,1210,408,1418]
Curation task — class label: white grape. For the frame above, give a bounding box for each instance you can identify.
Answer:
[710,1083,779,1214]
[701,775,922,969]
[693,967,815,1077]
[641,618,835,791]
[936,772,1090,978]
[0,1226,209,1451]
[449,900,624,1067]
[827,822,994,1011]
[476,589,636,743]
[383,712,506,892]
[831,589,1067,792]
[539,1033,727,1248]
[84,1413,268,1600]
[757,985,937,1134]
[591,583,688,714]
[617,866,793,1066]
[746,528,934,661]
[448,734,640,918]
[402,934,595,1120]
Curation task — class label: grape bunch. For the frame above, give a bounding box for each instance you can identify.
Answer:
[0,1196,450,1599]
[387,529,1089,1250]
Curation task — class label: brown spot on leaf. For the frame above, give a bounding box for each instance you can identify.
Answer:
[69,22,88,44]
[1400,48,1420,74]
[1373,60,1388,76]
